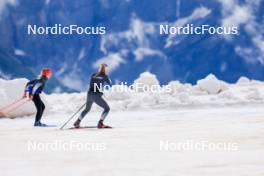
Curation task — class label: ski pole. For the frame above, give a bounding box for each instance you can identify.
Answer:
[0,98,24,112]
[3,99,28,114]
[0,98,29,118]
[59,103,86,130]
[4,99,29,115]
[0,111,6,118]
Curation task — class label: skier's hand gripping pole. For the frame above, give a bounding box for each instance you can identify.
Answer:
[59,103,86,130]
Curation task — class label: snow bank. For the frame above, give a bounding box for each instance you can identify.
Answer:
[236,76,250,85]
[0,78,36,118]
[1,72,264,118]
[46,72,264,114]
[197,74,229,94]
[133,72,160,86]
[133,71,160,92]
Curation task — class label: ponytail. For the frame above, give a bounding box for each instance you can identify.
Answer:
[94,63,108,77]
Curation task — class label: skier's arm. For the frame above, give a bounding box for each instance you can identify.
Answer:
[31,82,43,95]
[105,76,112,86]
[23,82,31,98]
[23,84,28,98]
[23,91,27,98]
[22,92,27,98]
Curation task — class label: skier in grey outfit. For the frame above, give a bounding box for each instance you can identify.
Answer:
[73,63,112,128]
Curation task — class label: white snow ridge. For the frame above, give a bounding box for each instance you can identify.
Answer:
[1,72,264,117]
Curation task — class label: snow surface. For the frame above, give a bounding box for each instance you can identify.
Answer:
[0,106,264,176]
[0,72,264,175]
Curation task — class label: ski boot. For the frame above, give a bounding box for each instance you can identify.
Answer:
[73,119,81,128]
[34,121,48,127]
[97,120,112,129]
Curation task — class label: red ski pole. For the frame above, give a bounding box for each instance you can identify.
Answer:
[0,98,24,117]
[0,111,6,118]
[1,98,29,116]
[0,98,24,112]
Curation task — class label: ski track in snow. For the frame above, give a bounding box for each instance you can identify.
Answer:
[0,105,264,176]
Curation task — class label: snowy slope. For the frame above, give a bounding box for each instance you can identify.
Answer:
[0,106,264,176]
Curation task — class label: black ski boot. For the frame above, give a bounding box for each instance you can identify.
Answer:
[34,121,48,127]
[97,120,112,129]
[73,119,81,128]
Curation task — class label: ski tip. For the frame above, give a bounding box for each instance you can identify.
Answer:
[47,125,57,127]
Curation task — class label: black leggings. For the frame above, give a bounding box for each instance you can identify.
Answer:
[33,94,45,123]
[80,92,110,121]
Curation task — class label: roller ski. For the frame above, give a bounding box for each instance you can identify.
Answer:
[72,119,112,129]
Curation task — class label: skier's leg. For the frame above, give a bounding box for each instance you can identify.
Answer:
[73,93,94,128]
[79,95,93,120]
[39,99,45,122]
[93,94,111,128]
[94,95,110,121]
[33,95,43,123]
